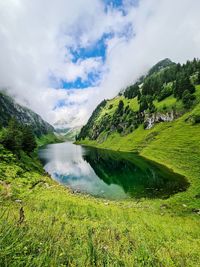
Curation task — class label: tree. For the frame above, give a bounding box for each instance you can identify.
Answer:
[0,119,37,155]
[145,95,156,113]
[197,71,200,85]
[117,125,123,134]
[176,63,181,74]
[149,102,156,113]
[124,84,140,99]
[157,84,173,101]
[124,105,130,114]
[174,73,195,99]
[117,100,124,115]
[137,90,141,101]
[21,126,37,153]
[174,72,186,99]
[183,77,195,94]
[139,96,148,112]
[182,90,196,109]
[0,118,22,154]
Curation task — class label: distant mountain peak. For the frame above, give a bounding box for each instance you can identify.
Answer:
[148,58,175,76]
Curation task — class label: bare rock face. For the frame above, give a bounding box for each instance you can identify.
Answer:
[144,111,176,129]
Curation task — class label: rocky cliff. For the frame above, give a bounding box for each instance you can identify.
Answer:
[144,111,179,129]
[0,91,54,136]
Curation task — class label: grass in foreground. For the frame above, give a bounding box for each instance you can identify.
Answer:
[0,130,200,266]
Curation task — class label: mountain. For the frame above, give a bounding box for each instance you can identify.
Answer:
[53,117,79,130]
[54,127,81,141]
[53,118,82,140]
[147,58,175,76]
[77,58,200,143]
[0,90,54,136]
[63,126,81,141]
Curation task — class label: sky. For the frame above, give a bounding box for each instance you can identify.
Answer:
[0,0,200,128]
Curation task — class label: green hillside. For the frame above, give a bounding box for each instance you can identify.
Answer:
[75,59,200,264]
[77,59,200,142]
[1,59,200,266]
[77,84,200,148]
[76,59,200,210]
[0,91,54,136]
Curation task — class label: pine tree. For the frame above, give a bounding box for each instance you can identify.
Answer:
[174,73,195,99]
[139,96,148,112]
[1,118,22,154]
[182,90,196,109]
[197,71,200,85]
[182,76,195,94]
[21,126,37,153]
[117,100,124,115]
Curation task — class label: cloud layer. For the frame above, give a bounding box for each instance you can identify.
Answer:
[1,0,200,128]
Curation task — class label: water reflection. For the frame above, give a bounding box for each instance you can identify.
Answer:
[38,142,189,200]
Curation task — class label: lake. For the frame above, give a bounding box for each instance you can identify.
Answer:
[38,142,189,200]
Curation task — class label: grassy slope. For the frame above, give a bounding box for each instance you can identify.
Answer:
[36,132,61,147]
[1,90,200,266]
[0,147,200,267]
[97,91,183,121]
[78,87,200,205]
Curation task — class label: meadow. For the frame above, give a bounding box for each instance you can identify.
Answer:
[1,88,200,266]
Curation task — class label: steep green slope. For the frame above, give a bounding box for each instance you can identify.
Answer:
[77,85,199,146]
[0,90,54,136]
[77,58,200,142]
[36,132,61,147]
[77,87,200,196]
[76,60,200,213]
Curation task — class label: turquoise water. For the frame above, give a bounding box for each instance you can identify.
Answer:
[38,142,188,200]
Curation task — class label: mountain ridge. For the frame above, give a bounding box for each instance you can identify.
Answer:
[0,90,54,136]
[77,58,200,142]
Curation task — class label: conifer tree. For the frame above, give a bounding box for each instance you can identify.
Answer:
[21,126,37,153]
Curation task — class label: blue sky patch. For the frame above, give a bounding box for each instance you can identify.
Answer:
[70,33,113,64]
[49,69,102,90]
[103,0,126,15]
[53,98,84,110]
[103,0,123,10]
[57,26,133,90]
[103,0,139,14]
[61,71,102,90]
[50,1,137,91]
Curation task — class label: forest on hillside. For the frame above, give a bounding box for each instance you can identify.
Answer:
[78,58,200,141]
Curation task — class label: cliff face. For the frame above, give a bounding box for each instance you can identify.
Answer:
[0,91,54,136]
[144,111,178,129]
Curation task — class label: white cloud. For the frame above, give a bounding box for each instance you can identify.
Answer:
[99,0,200,99]
[0,0,200,128]
[55,57,103,83]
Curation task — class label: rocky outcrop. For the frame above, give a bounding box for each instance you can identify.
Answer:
[144,111,177,129]
[0,91,54,136]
